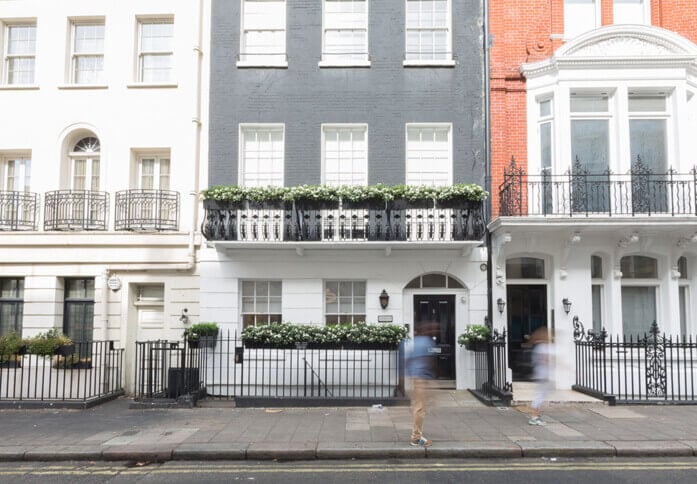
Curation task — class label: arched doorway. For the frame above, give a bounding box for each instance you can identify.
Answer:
[405,273,465,381]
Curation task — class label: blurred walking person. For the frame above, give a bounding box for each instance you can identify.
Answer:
[406,323,437,446]
[528,327,552,426]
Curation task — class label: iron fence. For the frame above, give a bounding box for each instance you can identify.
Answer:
[468,331,513,406]
[134,332,405,405]
[0,340,124,407]
[499,157,697,217]
[202,200,485,242]
[0,191,39,231]
[115,189,180,231]
[44,190,109,231]
[573,319,697,404]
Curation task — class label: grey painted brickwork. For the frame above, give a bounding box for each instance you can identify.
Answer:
[209,0,485,187]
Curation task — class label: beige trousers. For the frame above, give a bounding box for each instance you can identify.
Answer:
[410,378,426,440]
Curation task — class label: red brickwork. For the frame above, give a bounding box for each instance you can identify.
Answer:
[489,0,697,216]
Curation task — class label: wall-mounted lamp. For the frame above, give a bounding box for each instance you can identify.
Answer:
[179,308,190,325]
[379,290,389,310]
[562,298,572,315]
[496,298,505,314]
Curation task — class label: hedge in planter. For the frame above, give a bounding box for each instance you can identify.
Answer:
[25,329,73,357]
[184,322,220,348]
[241,322,408,349]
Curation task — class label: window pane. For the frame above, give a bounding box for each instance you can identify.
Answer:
[591,255,603,279]
[323,127,367,186]
[679,286,688,335]
[406,126,451,186]
[621,286,656,335]
[138,285,164,301]
[405,276,421,289]
[592,284,602,333]
[7,57,35,84]
[570,120,609,172]
[539,99,552,117]
[141,54,173,83]
[269,281,282,297]
[570,94,608,113]
[7,25,36,55]
[540,122,552,170]
[447,276,464,289]
[564,0,597,38]
[614,0,646,24]
[628,95,665,112]
[140,22,173,52]
[242,281,255,297]
[629,119,667,173]
[422,273,446,287]
[74,24,105,53]
[506,257,545,279]
[241,127,284,187]
[620,256,658,279]
[74,55,104,84]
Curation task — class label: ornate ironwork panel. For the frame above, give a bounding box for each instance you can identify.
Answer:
[44,190,109,231]
[115,190,179,231]
[0,191,39,231]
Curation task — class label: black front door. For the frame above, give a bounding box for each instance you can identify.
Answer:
[507,285,547,380]
[413,295,455,380]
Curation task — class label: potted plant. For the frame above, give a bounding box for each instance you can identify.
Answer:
[184,322,220,349]
[458,324,491,352]
[436,183,489,209]
[201,185,249,210]
[247,186,289,210]
[388,185,437,210]
[339,184,391,210]
[0,332,23,368]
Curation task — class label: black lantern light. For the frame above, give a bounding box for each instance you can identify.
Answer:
[379,289,389,309]
[562,298,572,314]
[496,298,505,314]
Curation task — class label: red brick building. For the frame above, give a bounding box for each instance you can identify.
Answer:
[487,0,697,392]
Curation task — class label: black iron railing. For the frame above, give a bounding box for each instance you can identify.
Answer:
[468,331,513,406]
[573,319,697,404]
[499,157,697,217]
[0,191,39,231]
[0,340,124,407]
[44,190,109,231]
[202,200,485,242]
[115,189,179,231]
[134,331,406,405]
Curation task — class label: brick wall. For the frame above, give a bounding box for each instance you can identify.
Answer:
[489,0,697,216]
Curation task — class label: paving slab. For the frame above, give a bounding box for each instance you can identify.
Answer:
[518,440,615,457]
[246,442,316,460]
[316,442,425,459]
[608,440,694,457]
[425,441,522,458]
[172,443,247,460]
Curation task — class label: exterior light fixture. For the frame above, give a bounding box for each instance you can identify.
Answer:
[496,298,505,314]
[562,298,572,314]
[379,289,389,309]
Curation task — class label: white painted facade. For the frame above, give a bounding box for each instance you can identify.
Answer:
[0,0,209,391]
[200,244,489,390]
[491,25,697,390]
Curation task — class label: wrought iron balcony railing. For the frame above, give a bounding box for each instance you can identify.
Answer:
[115,189,179,232]
[202,199,485,243]
[0,191,39,231]
[499,158,697,217]
[44,190,109,231]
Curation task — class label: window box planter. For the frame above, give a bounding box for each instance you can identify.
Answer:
[294,199,340,211]
[388,198,434,210]
[55,343,76,357]
[248,199,290,210]
[200,336,218,349]
[203,199,247,211]
[464,341,489,352]
[437,198,480,209]
[187,338,200,349]
[342,199,387,210]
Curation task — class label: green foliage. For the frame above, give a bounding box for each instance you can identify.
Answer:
[457,325,491,346]
[25,329,72,356]
[241,322,408,348]
[201,184,488,204]
[0,332,23,357]
[184,322,220,340]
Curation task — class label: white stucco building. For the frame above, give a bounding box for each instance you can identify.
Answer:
[0,0,209,390]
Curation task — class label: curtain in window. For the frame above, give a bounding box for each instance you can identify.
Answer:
[621,286,656,336]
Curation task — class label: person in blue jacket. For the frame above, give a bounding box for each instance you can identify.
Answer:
[406,323,437,446]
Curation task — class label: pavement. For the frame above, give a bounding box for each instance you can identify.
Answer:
[2,390,697,462]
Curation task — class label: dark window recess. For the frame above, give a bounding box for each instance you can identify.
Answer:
[0,278,24,336]
[506,257,545,279]
[63,278,95,343]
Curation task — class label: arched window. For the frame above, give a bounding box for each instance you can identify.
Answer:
[70,136,100,191]
[620,255,658,335]
[506,257,545,279]
[405,273,464,289]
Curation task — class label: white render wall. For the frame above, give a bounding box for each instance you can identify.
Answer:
[491,223,697,390]
[0,0,209,394]
[200,245,489,389]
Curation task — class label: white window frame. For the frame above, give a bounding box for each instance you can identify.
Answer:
[2,153,31,192]
[563,0,601,40]
[403,0,454,66]
[238,0,288,68]
[69,19,106,86]
[620,255,660,336]
[613,0,650,26]
[137,154,170,191]
[405,123,453,186]
[626,90,671,169]
[240,280,282,328]
[324,280,366,325]
[136,17,174,84]
[590,254,605,334]
[69,138,101,191]
[2,22,37,86]
[321,124,368,186]
[320,0,370,67]
[238,124,285,187]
